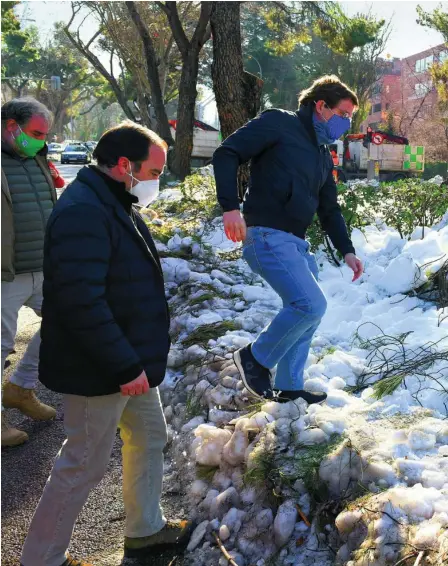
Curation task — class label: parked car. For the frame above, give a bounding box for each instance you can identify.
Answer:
[85,141,97,152]
[48,142,63,154]
[60,144,92,164]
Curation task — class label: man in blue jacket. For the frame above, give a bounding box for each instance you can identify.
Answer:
[21,122,192,566]
[213,75,363,404]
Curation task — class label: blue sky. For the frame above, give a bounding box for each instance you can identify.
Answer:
[19,0,446,60]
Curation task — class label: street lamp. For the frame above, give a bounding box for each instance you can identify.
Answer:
[248,55,262,79]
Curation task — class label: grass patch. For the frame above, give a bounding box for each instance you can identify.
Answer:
[148,221,178,244]
[196,464,218,482]
[158,249,193,260]
[315,345,337,362]
[244,434,345,505]
[182,320,240,349]
[189,293,215,307]
[185,389,204,419]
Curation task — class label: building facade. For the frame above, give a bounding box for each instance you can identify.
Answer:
[361,43,448,139]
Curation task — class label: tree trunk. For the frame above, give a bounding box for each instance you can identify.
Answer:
[158,1,212,180]
[172,53,199,180]
[126,1,174,146]
[210,2,263,200]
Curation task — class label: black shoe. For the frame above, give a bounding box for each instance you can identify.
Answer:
[60,555,93,566]
[22,555,93,566]
[273,389,327,405]
[124,520,194,557]
[234,344,273,400]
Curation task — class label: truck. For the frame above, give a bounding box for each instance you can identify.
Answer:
[168,119,220,168]
[330,128,425,183]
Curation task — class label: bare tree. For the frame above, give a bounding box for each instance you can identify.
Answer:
[157,1,213,180]
[63,3,138,123]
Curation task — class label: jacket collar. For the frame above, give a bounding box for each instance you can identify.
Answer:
[296,104,319,148]
[75,166,162,274]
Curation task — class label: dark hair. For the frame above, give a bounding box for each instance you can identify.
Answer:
[298,75,358,108]
[1,96,52,127]
[93,120,167,168]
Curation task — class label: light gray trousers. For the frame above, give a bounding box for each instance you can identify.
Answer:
[21,387,168,566]
[1,272,43,390]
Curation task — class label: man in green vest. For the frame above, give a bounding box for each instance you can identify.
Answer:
[1,97,57,447]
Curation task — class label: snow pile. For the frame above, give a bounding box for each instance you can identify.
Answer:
[151,185,448,566]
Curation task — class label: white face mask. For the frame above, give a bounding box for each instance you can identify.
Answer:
[127,168,160,208]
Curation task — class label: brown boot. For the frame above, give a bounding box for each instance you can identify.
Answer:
[2,382,56,421]
[124,520,194,558]
[1,412,28,447]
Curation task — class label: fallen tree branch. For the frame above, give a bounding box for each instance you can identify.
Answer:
[393,553,418,566]
[296,503,311,527]
[212,531,239,566]
[414,551,425,566]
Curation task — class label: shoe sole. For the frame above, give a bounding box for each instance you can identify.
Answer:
[233,350,264,400]
[124,537,191,558]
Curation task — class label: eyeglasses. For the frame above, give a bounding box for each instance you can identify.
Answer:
[324,103,353,120]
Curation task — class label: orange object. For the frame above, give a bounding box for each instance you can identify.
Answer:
[48,160,65,189]
[296,504,311,527]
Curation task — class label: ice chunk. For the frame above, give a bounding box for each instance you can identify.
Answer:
[223,429,249,466]
[255,508,274,530]
[408,429,436,451]
[187,520,209,551]
[335,510,363,535]
[274,500,298,547]
[194,425,232,466]
[181,416,205,433]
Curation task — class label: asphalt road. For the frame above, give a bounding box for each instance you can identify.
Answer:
[1,169,189,565]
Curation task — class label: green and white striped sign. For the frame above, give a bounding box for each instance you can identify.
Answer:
[404,145,425,172]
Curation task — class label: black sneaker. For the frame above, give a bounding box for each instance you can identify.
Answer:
[273,389,327,405]
[234,344,273,400]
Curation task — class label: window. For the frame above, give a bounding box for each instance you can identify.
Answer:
[373,103,382,113]
[372,83,382,96]
[415,54,434,73]
[415,81,432,98]
[385,85,390,93]
[438,50,448,63]
[386,103,390,110]
[359,125,363,133]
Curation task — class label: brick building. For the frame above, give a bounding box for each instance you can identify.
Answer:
[361,43,448,138]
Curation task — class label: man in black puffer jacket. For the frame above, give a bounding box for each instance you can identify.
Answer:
[21,122,192,566]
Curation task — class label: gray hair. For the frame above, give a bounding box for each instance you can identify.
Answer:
[1,96,53,127]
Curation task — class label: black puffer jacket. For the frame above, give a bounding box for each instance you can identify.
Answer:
[39,166,170,397]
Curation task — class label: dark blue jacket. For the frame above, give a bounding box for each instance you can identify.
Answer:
[213,104,355,256]
[39,167,170,397]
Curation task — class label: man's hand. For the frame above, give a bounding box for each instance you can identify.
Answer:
[120,371,150,396]
[223,210,247,242]
[344,253,363,282]
[50,167,59,179]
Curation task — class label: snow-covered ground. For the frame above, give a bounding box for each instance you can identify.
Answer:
[149,176,448,566]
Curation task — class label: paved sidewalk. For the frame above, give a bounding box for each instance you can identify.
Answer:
[1,307,187,566]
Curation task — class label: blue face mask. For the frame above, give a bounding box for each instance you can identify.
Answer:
[313,103,351,145]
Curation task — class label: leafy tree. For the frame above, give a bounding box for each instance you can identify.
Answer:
[3,22,112,139]
[417,4,448,103]
[1,1,40,95]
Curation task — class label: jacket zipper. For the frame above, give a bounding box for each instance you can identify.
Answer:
[23,160,48,229]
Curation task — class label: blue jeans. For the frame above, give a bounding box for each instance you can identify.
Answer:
[242,227,327,391]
